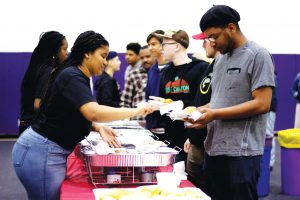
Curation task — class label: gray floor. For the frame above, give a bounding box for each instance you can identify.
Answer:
[258,140,300,200]
[0,140,27,200]
[1,139,300,200]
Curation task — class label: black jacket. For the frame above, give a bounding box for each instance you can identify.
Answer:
[95,72,120,107]
[188,60,214,148]
[159,58,209,150]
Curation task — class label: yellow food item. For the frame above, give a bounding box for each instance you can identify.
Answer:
[100,189,135,200]
[101,196,115,200]
[184,106,197,114]
[98,187,204,200]
[139,187,152,193]
[151,187,162,196]
[139,190,152,198]
[163,98,173,103]
[183,188,202,198]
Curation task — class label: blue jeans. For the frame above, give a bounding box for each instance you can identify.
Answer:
[12,127,72,200]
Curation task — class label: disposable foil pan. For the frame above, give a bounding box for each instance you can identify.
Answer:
[83,153,178,167]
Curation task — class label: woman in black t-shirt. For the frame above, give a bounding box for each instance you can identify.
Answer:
[12,31,155,200]
[19,31,68,134]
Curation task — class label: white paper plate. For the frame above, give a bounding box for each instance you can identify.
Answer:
[167,111,202,121]
[160,100,184,115]
[149,96,165,101]
[148,100,167,107]
[154,146,178,154]
[136,186,211,200]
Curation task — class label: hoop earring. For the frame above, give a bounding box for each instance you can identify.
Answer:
[51,56,57,67]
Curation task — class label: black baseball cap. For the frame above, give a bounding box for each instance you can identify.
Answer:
[200,5,240,31]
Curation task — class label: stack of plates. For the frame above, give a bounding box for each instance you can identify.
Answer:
[167,112,190,121]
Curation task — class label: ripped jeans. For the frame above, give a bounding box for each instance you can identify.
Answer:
[12,127,71,200]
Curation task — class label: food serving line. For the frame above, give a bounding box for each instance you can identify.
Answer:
[60,107,209,199]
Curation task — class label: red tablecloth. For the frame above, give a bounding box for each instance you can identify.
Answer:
[61,179,94,200]
[60,147,195,200]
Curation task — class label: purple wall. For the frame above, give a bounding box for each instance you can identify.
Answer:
[0,53,299,135]
[273,54,300,130]
[0,53,31,134]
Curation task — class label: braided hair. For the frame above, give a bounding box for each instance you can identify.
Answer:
[21,31,65,108]
[42,31,109,104]
[61,30,109,69]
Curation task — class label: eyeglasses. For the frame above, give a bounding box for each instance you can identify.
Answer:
[204,38,216,43]
[205,29,225,43]
[161,42,177,48]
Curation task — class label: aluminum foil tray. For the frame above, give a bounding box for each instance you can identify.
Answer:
[83,153,177,167]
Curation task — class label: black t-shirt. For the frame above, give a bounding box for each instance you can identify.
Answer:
[188,60,214,148]
[32,66,95,150]
[95,72,120,107]
[20,64,51,121]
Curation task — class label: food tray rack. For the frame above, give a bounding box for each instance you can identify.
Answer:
[81,151,177,187]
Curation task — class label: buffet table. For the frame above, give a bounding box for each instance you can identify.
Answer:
[60,147,196,200]
[60,176,196,200]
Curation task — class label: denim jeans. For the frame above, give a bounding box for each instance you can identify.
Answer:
[12,127,72,200]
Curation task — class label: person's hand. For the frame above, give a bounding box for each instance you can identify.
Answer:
[183,139,191,153]
[185,107,216,127]
[196,107,216,124]
[136,102,157,116]
[98,125,121,148]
